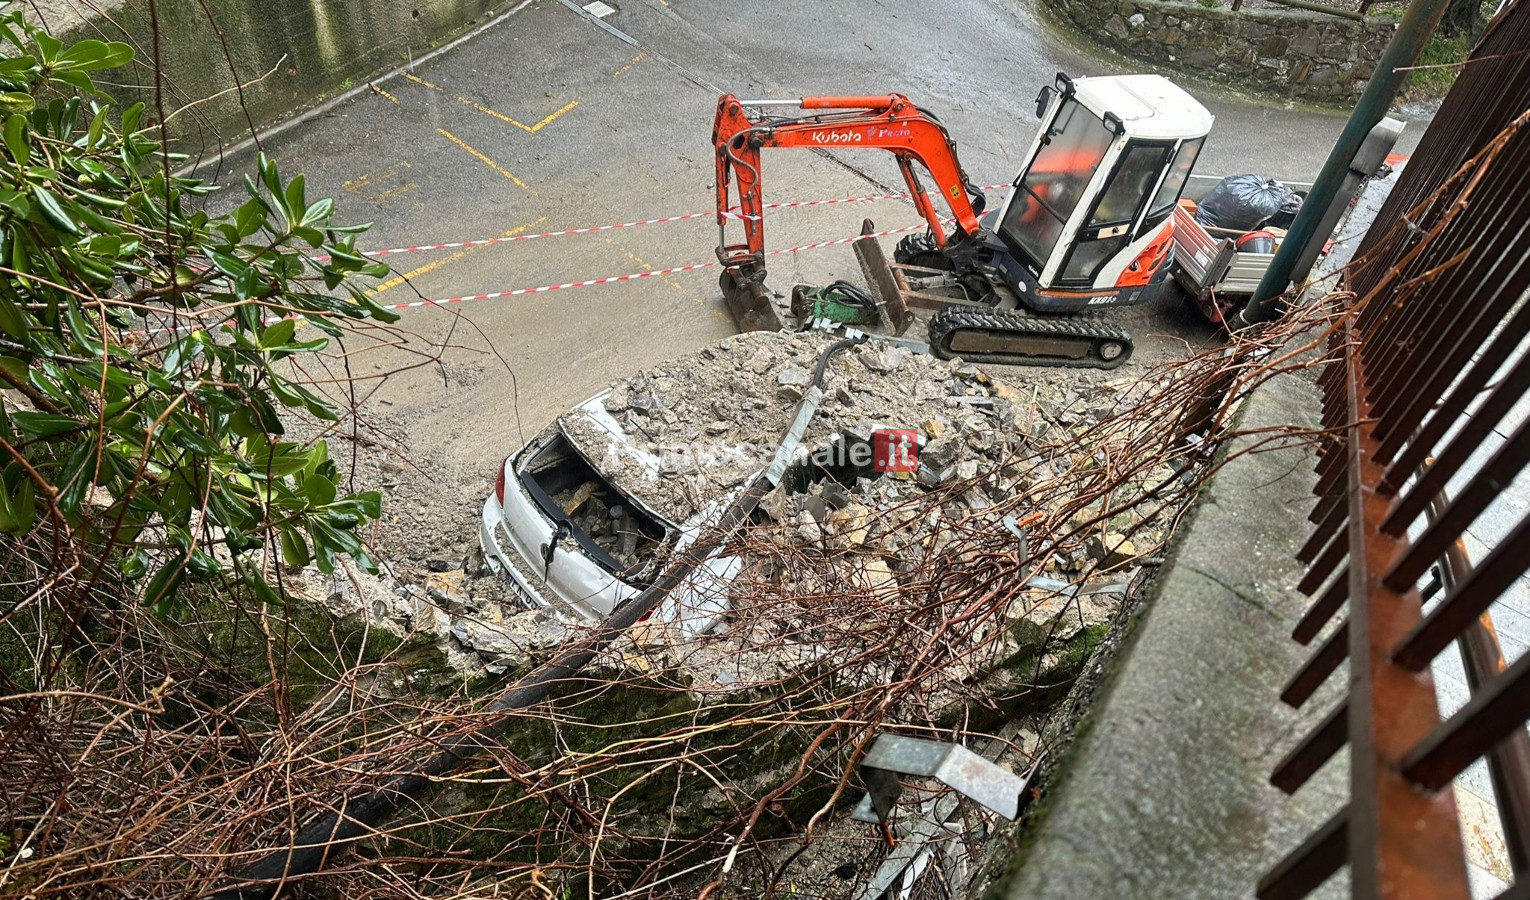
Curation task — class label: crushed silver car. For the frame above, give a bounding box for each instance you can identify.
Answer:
[479,328,1032,634]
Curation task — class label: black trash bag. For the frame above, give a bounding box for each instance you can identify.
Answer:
[1194,174,1301,232]
[1266,189,1306,230]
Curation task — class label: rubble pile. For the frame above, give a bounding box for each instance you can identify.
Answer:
[332,330,1174,684]
[549,330,1174,692]
[564,330,1129,525]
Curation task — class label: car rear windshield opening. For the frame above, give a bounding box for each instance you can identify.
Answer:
[519,435,668,579]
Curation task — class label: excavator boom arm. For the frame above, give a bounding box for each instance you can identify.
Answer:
[712,93,985,272]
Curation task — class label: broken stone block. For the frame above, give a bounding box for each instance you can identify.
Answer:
[1086,532,1138,570]
[856,556,898,590]
[747,349,775,373]
[758,489,791,522]
[821,481,853,510]
[967,429,997,453]
[923,417,946,439]
[962,486,991,511]
[795,509,824,543]
[916,380,944,401]
[450,610,568,660]
[777,364,811,387]
[606,386,631,412]
[860,345,908,373]
[922,436,961,469]
[917,464,956,489]
[827,503,872,545]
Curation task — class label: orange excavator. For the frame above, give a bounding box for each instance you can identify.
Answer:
[713,73,1214,368]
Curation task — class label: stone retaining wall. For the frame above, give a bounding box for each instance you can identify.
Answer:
[1042,0,1397,103]
[34,0,510,152]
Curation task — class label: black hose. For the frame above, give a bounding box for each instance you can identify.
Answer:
[212,335,869,900]
[821,281,877,310]
[813,333,868,385]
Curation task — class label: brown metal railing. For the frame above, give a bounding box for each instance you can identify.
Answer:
[1258,3,1530,896]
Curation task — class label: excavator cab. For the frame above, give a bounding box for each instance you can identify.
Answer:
[991,73,1213,311]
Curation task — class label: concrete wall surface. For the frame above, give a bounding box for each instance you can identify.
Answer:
[983,366,1351,899]
[1044,0,1396,103]
[32,0,511,152]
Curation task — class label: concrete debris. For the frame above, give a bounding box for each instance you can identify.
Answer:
[550,482,651,571]
[331,330,1167,683]
[922,436,960,470]
[564,338,1168,693]
[1086,532,1139,570]
[449,611,569,663]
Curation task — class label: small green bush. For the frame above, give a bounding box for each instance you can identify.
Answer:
[1410,34,1470,93]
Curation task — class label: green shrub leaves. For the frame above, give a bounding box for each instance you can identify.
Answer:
[0,7,392,614]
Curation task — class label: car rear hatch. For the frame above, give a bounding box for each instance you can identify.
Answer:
[489,398,672,619]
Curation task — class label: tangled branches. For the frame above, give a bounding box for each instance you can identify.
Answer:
[0,273,1361,899]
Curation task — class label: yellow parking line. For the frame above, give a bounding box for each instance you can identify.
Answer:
[609,239,707,306]
[402,72,579,134]
[525,98,580,132]
[611,53,644,79]
[371,84,536,192]
[368,250,470,296]
[435,127,535,193]
[372,182,419,205]
[366,217,549,297]
[344,159,413,194]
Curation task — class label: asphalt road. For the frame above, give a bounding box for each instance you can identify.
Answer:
[194,0,1426,475]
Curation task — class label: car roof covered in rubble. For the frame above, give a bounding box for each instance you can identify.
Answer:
[553,329,1026,526]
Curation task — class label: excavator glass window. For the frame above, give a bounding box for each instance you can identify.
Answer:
[1146,137,1204,223]
[1089,143,1171,227]
[998,99,1114,272]
[1059,141,1173,285]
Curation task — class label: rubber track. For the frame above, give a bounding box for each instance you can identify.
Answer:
[927,307,1134,370]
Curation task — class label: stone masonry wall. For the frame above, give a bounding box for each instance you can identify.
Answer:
[1042,0,1397,103]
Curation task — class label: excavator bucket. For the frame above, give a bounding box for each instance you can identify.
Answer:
[720,269,788,333]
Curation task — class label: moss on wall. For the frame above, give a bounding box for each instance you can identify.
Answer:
[37,0,512,152]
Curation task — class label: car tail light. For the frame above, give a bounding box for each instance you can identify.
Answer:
[494,457,508,505]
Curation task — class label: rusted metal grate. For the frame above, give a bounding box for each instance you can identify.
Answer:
[1260,3,1530,897]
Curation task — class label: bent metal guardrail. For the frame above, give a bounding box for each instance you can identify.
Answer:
[1256,4,1530,897]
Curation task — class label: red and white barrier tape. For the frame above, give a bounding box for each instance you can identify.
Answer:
[376,221,932,312]
[318,184,1012,262]
[141,218,941,337]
